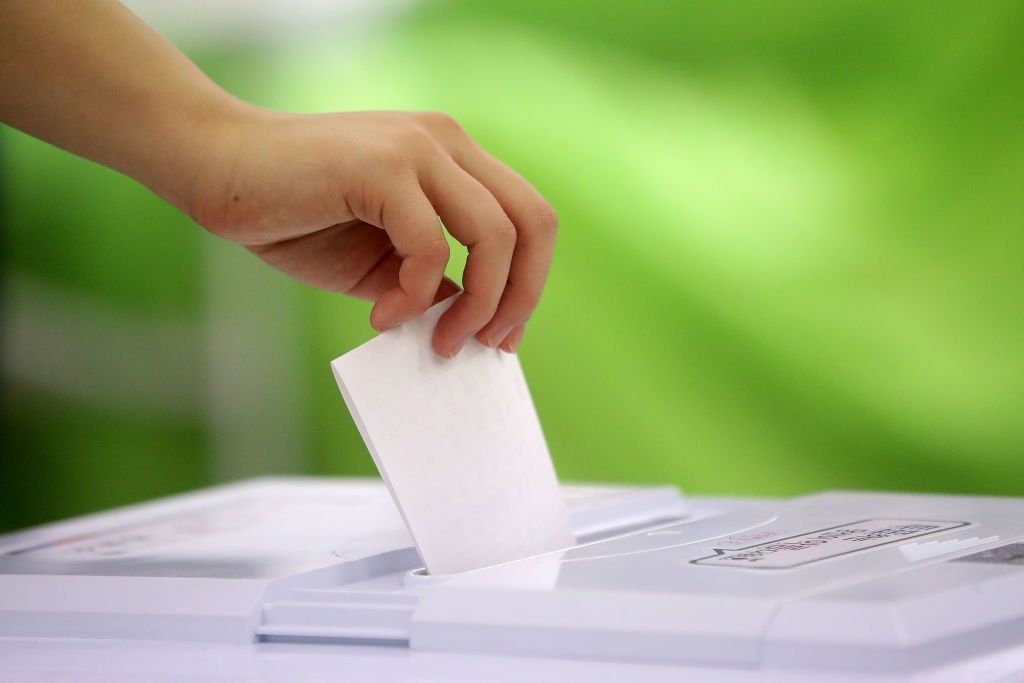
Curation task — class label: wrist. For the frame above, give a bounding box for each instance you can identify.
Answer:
[154,91,255,219]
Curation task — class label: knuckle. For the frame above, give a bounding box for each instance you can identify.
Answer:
[493,214,518,246]
[410,293,435,312]
[375,143,409,173]
[419,110,464,135]
[532,201,559,236]
[398,123,436,154]
[422,237,451,263]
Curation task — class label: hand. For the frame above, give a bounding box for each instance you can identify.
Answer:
[188,107,558,357]
[2,2,555,356]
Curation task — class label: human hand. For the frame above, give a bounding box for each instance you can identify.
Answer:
[1,1,555,356]
[188,107,558,357]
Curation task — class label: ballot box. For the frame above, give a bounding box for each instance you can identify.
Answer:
[2,477,1024,682]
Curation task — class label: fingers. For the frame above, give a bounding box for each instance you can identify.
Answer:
[248,220,393,293]
[369,182,451,332]
[467,157,557,349]
[249,219,460,310]
[422,122,557,350]
[499,324,526,354]
[352,112,556,356]
[347,245,460,304]
[420,157,516,357]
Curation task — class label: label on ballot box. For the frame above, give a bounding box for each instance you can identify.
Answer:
[693,518,969,569]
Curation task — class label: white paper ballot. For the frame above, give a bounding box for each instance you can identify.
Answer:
[331,298,574,575]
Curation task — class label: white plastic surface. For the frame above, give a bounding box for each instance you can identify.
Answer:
[409,491,1024,672]
[3,479,1024,678]
[0,478,685,644]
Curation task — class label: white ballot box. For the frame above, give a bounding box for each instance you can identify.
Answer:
[2,477,1024,682]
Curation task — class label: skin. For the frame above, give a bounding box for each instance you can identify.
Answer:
[0,0,557,356]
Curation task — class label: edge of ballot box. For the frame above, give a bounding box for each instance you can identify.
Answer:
[2,477,1024,676]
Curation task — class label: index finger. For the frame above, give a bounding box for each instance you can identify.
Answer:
[369,182,451,332]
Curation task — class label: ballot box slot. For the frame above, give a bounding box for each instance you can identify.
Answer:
[252,512,699,646]
[575,514,687,544]
[246,482,692,646]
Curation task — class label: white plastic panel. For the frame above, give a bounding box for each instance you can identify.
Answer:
[6,480,1024,675]
[408,491,1024,671]
[0,478,687,644]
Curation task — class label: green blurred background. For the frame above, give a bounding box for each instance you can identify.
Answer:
[2,0,1023,532]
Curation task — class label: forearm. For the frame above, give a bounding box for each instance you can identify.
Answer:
[0,0,243,209]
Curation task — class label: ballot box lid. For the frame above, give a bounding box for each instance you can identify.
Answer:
[2,478,1023,675]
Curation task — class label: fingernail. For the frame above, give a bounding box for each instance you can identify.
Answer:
[370,308,395,332]
[484,326,513,348]
[442,337,466,358]
[499,326,525,354]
